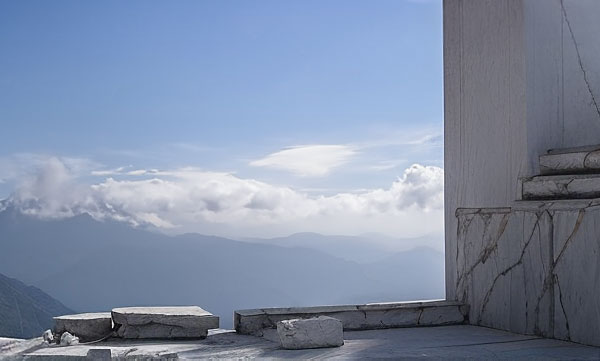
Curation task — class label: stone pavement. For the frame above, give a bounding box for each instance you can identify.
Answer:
[3,325,600,360]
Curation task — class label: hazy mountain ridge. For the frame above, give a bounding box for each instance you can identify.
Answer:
[0,272,73,338]
[0,207,444,329]
[244,232,442,263]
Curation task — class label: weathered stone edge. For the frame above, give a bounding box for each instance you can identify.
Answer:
[457,198,600,215]
[234,300,469,335]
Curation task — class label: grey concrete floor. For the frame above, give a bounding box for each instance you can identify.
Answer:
[4,325,600,360]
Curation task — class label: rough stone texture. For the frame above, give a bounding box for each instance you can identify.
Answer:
[53,312,112,343]
[277,316,343,350]
[235,300,467,337]
[112,306,219,339]
[457,199,600,347]
[522,174,600,200]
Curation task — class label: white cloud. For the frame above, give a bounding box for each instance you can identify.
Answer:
[91,166,130,176]
[5,158,444,240]
[250,145,357,177]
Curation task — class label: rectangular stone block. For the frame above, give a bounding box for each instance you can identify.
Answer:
[53,312,113,343]
[112,306,219,339]
[277,316,343,350]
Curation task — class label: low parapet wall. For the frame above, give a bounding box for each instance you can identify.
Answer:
[234,300,468,336]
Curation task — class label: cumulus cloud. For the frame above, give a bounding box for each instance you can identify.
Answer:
[5,158,444,239]
[250,145,357,177]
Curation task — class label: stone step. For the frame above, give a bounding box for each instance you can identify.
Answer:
[112,306,219,339]
[521,173,600,200]
[539,144,600,175]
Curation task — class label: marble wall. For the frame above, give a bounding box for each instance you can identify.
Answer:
[444,0,600,300]
[456,200,600,346]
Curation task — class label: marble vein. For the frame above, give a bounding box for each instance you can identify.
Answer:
[561,0,600,120]
[475,213,541,324]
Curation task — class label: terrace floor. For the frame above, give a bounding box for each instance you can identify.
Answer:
[3,325,600,360]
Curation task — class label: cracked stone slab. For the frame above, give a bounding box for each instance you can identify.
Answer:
[112,306,219,339]
[53,312,113,343]
[521,174,600,200]
[540,145,600,175]
[277,316,344,349]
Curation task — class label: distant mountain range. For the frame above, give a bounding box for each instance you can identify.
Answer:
[244,232,442,263]
[0,206,444,330]
[0,272,73,339]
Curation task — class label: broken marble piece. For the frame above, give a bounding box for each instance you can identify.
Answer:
[277,316,344,350]
[54,312,113,343]
[60,332,79,346]
[112,306,219,339]
[42,329,54,344]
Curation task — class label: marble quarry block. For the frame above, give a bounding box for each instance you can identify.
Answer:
[539,145,600,175]
[522,174,600,200]
[53,312,113,342]
[235,300,467,336]
[456,199,600,347]
[112,306,219,339]
[277,316,344,349]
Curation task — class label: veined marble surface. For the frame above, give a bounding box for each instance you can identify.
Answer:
[456,200,600,347]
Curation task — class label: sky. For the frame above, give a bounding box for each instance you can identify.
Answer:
[0,0,444,242]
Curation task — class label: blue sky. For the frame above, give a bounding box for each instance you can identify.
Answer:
[0,0,443,241]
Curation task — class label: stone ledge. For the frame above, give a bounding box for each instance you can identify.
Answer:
[235,300,468,336]
[522,174,600,200]
[53,312,113,343]
[112,306,219,339]
[455,208,512,217]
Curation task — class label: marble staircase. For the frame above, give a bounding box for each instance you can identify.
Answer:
[522,145,600,200]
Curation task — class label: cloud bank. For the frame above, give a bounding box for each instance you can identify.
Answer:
[4,157,444,240]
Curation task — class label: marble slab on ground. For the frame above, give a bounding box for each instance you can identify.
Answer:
[9,326,600,360]
[112,306,219,339]
[53,312,113,343]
